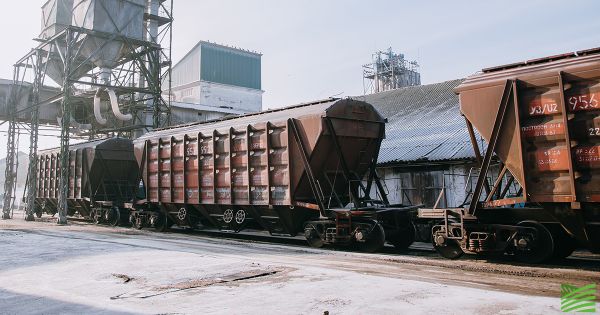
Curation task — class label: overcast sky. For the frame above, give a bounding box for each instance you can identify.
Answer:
[0,0,600,151]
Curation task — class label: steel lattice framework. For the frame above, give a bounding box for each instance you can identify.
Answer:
[1,0,173,224]
[363,48,421,94]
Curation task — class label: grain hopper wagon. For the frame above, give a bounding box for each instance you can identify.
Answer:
[419,48,600,263]
[35,138,138,225]
[130,98,417,252]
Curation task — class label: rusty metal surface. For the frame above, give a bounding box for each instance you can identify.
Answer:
[458,49,600,204]
[134,99,386,209]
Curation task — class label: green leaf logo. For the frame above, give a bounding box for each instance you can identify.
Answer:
[561,283,597,313]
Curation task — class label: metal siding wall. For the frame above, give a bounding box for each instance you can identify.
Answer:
[198,81,262,112]
[374,165,471,208]
[200,45,261,90]
[374,163,519,208]
[172,47,200,88]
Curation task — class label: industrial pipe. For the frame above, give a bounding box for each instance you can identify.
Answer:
[93,88,108,125]
[107,88,132,121]
[93,87,133,124]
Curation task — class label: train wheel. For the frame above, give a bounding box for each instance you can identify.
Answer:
[35,209,43,218]
[431,223,463,259]
[223,209,234,224]
[129,213,136,227]
[514,221,554,264]
[106,207,120,227]
[235,210,246,225]
[304,223,324,248]
[388,223,416,251]
[549,226,576,260]
[177,207,187,221]
[130,213,142,230]
[135,216,144,230]
[92,210,101,225]
[25,212,35,222]
[152,212,169,232]
[356,223,386,253]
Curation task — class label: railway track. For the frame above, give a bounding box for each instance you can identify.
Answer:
[66,214,435,253]
[54,215,600,272]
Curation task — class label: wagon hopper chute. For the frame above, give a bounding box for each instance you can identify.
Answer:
[35,138,138,225]
[419,48,600,263]
[132,98,417,252]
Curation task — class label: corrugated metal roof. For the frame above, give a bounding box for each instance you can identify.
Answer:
[354,79,480,165]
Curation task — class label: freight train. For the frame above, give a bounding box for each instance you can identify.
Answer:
[34,99,417,253]
[32,49,600,262]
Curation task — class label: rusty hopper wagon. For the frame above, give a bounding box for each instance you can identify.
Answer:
[130,98,417,252]
[419,48,600,263]
[35,138,138,225]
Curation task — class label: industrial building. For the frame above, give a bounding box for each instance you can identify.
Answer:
[168,41,263,124]
[358,79,510,208]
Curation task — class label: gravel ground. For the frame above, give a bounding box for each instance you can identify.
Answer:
[0,214,599,314]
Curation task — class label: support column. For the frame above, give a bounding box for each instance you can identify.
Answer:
[2,119,17,220]
[25,51,42,221]
[57,31,74,225]
[2,66,21,220]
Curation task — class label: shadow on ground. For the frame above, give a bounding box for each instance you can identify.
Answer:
[0,288,137,315]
